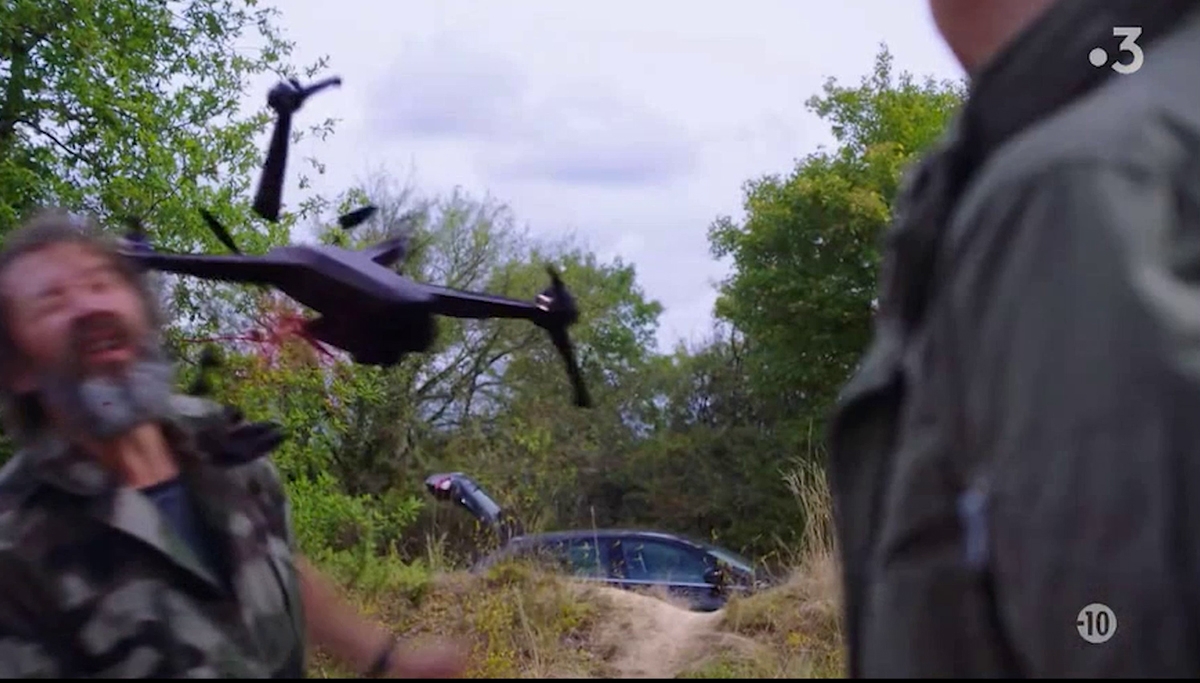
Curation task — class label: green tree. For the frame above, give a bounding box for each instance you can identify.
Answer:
[453,237,664,536]
[0,0,338,323]
[201,337,424,567]
[601,323,798,559]
[708,46,965,450]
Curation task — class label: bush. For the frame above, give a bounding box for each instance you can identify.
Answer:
[204,343,424,561]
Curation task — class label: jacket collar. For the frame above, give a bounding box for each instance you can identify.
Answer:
[961,0,1199,173]
[884,0,1200,330]
[15,395,253,592]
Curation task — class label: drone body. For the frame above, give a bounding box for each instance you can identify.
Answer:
[120,76,592,407]
[130,239,436,366]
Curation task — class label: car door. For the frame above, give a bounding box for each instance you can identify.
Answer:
[611,536,723,611]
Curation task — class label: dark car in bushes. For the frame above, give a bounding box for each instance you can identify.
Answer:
[424,472,767,612]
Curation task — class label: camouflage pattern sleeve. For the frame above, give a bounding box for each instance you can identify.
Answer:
[256,458,298,553]
[0,627,61,678]
[0,553,64,677]
[176,394,298,553]
[209,432,316,676]
[0,397,309,678]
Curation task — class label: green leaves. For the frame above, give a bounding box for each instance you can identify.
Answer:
[0,0,338,323]
[709,46,965,431]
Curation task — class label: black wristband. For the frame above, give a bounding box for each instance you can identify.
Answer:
[365,637,399,678]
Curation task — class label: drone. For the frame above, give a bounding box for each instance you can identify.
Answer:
[119,76,591,408]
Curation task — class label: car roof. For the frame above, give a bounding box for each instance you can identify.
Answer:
[512,529,710,550]
[506,529,759,569]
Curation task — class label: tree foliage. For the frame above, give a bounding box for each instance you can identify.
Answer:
[0,25,963,569]
[708,48,965,446]
[0,0,338,325]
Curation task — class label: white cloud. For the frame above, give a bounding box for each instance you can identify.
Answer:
[367,37,698,186]
[366,35,526,139]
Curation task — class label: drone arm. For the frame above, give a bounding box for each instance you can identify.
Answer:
[363,236,407,268]
[424,278,592,408]
[425,286,547,322]
[121,251,283,286]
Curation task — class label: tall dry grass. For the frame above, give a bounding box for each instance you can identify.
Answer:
[671,456,845,678]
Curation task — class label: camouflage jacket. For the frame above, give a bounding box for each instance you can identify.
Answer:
[0,395,306,677]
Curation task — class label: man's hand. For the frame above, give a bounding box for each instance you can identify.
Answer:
[296,556,469,678]
[387,639,468,678]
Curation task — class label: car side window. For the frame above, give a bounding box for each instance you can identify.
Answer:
[564,538,606,578]
[520,542,561,569]
[622,539,709,583]
[526,538,607,578]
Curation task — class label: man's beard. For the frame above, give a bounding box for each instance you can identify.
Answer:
[37,338,176,442]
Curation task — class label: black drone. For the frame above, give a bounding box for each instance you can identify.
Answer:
[120,76,591,408]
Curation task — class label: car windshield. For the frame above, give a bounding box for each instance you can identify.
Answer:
[702,545,755,573]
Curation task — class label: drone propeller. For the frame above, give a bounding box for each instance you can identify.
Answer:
[120,216,147,244]
[200,204,376,255]
[122,215,144,239]
[536,267,591,408]
[123,211,240,257]
[253,76,343,224]
[338,205,377,231]
[199,209,242,254]
[340,209,419,267]
[117,216,165,257]
[187,346,224,397]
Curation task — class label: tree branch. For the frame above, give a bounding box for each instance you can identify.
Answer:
[14,117,98,168]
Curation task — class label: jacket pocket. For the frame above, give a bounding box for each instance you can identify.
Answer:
[857,478,1021,677]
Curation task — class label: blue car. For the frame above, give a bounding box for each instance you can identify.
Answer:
[424,472,767,611]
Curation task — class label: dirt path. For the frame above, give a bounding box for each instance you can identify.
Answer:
[592,587,725,678]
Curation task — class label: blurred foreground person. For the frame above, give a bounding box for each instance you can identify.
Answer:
[827,0,1200,677]
[0,210,466,677]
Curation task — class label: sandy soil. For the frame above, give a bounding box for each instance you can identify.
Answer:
[591,587,726,678]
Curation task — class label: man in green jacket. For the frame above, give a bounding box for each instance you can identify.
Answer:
[0,210,465,677]
[827,0,1200,677]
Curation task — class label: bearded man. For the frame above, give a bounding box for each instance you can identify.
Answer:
[0,210,465,677]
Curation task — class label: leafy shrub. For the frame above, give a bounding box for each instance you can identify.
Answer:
[202,332,424,561]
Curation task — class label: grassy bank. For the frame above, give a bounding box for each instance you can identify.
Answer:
[309,552,842,679]
[307,459,843,679]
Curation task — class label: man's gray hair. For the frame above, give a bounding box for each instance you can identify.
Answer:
[0,209,166,444]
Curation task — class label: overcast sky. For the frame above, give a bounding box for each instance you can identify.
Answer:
[245,1,964,352]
